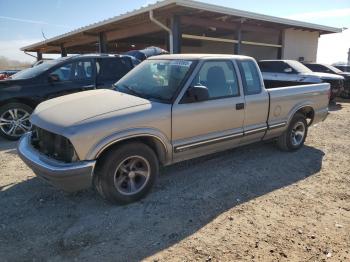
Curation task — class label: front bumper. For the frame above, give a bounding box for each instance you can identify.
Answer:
[17,133,96,192]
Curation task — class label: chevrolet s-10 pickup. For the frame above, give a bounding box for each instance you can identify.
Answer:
[18,54,330,204]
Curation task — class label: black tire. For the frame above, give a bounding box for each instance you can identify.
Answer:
[0,103,33,141]
[95,142,159,204]
[340,92,350,99]
[277,113,308,151]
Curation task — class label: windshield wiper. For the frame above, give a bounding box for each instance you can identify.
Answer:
[117,84,145,98]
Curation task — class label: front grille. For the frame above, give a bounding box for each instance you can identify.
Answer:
[344,78,350,89]
[31,126,78,163]
[324,79,343,90]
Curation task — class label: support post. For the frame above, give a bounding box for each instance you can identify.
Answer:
[36,51,42,61]
[277,31,283,59]
[60,44,67,57]
[234,23,242,55]
[99,32,108,53]
[171,15,181,54]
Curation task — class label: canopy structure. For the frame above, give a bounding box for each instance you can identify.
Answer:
[21,0,342,62]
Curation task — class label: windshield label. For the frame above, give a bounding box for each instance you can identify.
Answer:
[170,60,192,67]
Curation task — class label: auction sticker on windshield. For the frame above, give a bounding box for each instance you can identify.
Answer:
[170,60,192,67]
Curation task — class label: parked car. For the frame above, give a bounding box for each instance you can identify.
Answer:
[333,64,350,73]
[303,63,350,98]
[125,46,168,62]
[0,70,20,80]
[18,54,330,204]
[0,54,137,140]
[258,60,344,102]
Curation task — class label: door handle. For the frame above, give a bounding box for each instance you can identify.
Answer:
[236,103,245,110]
[82,85,95,89]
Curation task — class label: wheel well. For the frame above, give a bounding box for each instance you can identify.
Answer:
[96,136,167,166]
[0,98,37,109]
[295,106,315,126]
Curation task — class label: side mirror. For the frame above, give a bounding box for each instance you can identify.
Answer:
[187,85,210,102]
[48,74,60,82]
[284,68,293,73]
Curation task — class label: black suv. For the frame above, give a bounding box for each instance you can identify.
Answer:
[0,54,137,140]
[304,63,350,98]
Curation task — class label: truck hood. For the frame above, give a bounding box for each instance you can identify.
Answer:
[301,72,344,80]
[30,89,150,134]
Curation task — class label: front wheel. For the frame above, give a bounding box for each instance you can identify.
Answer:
[277,113,308,151]
[0,103,33,141]
[95,142,159,204]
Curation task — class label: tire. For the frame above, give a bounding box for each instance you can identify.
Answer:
[277,113,308,151]
[95,142,159,204]
[0,103,33,141]
[340,91,350,99]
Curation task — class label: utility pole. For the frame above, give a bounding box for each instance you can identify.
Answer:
[348,48,350,64]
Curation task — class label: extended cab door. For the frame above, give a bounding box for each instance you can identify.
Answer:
[237,59,269,144]
[45,58,96,99]
[172,60,245,162]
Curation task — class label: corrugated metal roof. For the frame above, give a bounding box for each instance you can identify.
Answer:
[21,0,342,51]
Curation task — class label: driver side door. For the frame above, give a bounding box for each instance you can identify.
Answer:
[172,60,245,162]
[45,59,96,99]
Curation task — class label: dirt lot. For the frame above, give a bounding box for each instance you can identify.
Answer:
[0,101,349,262]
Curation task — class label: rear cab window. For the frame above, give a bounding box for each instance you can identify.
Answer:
[238,60,262,95]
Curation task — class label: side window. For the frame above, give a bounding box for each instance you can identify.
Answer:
[191,61,239,99]
[51,60,93,81]
[96,57,132,82]
[239,60,262,95]
[259,61,289,73]
[51,63,73,81]
[73,60,93,80]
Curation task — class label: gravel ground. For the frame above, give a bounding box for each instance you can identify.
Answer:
[0,101,349,262]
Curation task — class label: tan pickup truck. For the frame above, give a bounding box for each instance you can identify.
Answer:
[18,54,330,204]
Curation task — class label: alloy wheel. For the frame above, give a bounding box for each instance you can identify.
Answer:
[113,156,151,196]
[290,121,306,146]
[0,108,32,138]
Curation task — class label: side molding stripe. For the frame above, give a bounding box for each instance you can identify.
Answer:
[174,121,286,153]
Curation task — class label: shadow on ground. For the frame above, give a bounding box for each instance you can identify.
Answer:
[0,142,324,261]
[0,137,17,153]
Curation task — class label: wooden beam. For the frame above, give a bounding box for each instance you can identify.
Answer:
[181,16,280,34]
[99,32,108,53]
[182,34,238,44]
[106,22,163,41]
[181,16,238,31]
[64,36,98,48]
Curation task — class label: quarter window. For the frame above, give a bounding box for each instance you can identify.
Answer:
[239,60,262,95]
[191,61,239,99]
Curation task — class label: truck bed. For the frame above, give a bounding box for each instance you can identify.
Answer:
[267,83,330,129]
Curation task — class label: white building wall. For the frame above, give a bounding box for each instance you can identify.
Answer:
[282,29,319,62]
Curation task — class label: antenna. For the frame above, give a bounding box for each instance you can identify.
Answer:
[41,28,48,40]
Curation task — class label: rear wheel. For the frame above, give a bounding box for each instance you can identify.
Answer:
[0,103,33,140]
[95,142,159,204]
[277,113,308,151]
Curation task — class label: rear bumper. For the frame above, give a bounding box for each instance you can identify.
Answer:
[17,133,96,192]
[313,107,329,125]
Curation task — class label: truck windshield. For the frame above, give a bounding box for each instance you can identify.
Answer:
[11,58,68,80]
[287,61,313,74]
[114,59,195,103]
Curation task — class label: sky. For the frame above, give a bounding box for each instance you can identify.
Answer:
[0,0,349,64]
